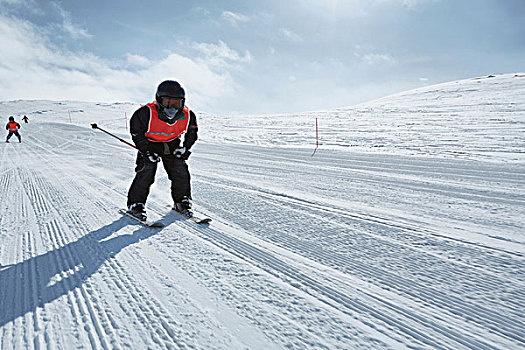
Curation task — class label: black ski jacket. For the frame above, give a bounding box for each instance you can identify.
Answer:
[129,104,198,156]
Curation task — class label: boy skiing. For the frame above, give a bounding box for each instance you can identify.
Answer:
[5,116,21,143]
[126,80,199,221]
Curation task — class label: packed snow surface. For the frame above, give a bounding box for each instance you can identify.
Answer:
[0,73,524,349]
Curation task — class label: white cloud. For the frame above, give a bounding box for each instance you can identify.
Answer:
[125,54,151,68]
[279,28,303,43]
[361,53,396,65]
[300,0,437,15]
[221,11,250,27]
[0,14,240,111]
[51,2,92,39]
[190,40,252,68]
[193,7,210,16]
[373,0,440,9]
[399,0,439,8]
[61,20,92,39]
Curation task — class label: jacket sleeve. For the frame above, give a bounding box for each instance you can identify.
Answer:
[129,106,151,153]
[183,110,198,150]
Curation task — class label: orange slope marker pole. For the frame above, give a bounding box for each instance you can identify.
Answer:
[311,117,319,156]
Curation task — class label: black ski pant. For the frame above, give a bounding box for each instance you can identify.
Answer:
[127,153,191,207]
[6,131,21,142]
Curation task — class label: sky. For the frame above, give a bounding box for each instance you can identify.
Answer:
[0,0,524,114]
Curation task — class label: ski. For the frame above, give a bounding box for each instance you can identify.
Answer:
[119,209,165,228]
[168,206,211,225]
[176,210,212,225]
[185,214,212,225]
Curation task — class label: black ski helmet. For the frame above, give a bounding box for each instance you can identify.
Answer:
[155,80,185,106]
[9,116,14,122]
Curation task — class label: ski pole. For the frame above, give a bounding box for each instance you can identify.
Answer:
[91,123,138,150]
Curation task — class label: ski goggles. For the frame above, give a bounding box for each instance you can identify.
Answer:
[159,97,184,109]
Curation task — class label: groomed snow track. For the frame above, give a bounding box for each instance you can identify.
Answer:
[0,121,524,349]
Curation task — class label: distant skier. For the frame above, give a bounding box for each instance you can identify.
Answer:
[5,116,21,143]
[22,115,29,123]
[126,80,199,220]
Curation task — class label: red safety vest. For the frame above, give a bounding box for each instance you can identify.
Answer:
[7,122,18,131]
[144,103,190,142]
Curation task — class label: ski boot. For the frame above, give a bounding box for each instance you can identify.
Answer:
[127,203,147,221]
[174,197,193,218]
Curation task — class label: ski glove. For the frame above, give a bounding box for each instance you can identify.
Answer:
[145,151,161,163]
[173,147,191,160]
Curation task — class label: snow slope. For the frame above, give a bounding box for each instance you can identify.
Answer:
[0,73,524,349]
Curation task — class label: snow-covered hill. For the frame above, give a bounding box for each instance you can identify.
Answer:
[2,73,524,162]
[203,73,525,162]
[0,74,524,349]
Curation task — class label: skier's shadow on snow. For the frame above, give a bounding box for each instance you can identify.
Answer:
[0,214,181,328]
